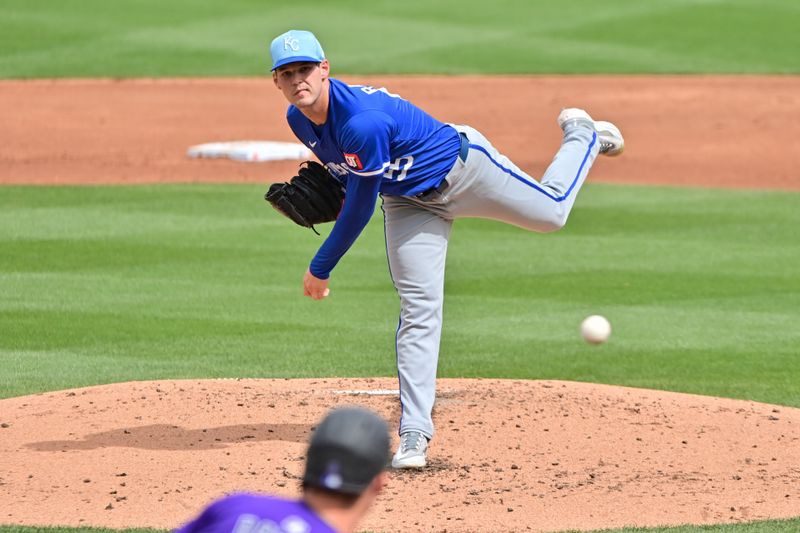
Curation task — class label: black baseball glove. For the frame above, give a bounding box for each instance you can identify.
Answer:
[265,161,346,235]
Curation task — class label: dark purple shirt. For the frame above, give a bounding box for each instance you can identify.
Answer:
[175,493,338,533]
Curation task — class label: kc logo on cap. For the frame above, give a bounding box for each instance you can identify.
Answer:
[270,30,326,71]
[284,37,300,51]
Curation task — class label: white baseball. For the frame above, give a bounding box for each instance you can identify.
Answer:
[581,315,611,344]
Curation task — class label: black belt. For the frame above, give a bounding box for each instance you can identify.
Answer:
[414,132,469,201]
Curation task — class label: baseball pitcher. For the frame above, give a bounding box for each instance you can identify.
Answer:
[265,30,624,469]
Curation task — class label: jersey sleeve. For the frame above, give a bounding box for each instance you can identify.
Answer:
[338,111,394,177]
[309,173,382,279]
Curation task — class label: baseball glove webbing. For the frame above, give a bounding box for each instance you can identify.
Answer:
[265,161,346,235]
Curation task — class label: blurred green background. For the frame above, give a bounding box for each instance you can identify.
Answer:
[1,0,799,77]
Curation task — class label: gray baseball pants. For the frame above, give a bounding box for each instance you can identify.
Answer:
[381,121,599,438]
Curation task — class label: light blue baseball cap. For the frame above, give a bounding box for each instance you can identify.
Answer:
[270,30,325,71]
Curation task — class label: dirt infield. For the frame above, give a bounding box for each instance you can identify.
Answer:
[1,379,799,532]
[1,77,800,532]
[1,76,799,189]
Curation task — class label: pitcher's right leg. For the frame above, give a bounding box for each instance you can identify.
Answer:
[381,196,453,467]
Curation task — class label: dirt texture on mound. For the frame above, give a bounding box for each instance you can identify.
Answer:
[1,379,799,533]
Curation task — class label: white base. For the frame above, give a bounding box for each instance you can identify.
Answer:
[332,389,400,396]
[187,140,313,162]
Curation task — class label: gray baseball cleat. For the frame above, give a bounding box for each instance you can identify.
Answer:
[391,431,428,469]
[557,108,624,156]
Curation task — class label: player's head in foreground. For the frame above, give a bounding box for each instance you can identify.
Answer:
[175,406,390,533]
[301,406,392,531]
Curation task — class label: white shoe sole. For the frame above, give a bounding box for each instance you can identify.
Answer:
[595,120,624,156]
[558,109,624,156]
[391,455,427,469]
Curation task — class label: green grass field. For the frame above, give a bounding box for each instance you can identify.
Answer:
[2,0,800,532]
[2,184,798,404]
[1,0,799,77]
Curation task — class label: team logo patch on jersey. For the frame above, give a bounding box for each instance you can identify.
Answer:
[343,152,363,170]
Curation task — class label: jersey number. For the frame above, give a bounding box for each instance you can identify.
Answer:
[356,85,402,99]
[383,156,414,181]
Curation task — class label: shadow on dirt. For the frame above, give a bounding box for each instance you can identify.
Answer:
[26,423,313,451]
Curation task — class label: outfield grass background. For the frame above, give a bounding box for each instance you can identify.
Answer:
[2,184,799,406]
[2,0,799,532]
[1,0,799,77]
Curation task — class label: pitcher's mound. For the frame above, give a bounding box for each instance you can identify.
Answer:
[1,378,799,532]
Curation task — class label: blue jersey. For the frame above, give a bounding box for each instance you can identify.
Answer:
[286,78,460,279]
[175,493,336,533]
